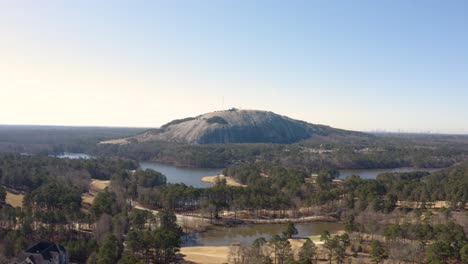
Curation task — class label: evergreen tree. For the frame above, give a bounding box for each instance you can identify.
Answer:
[0,186,6,204]
[283,222,298,238]
[370,240,386,264]
[426,241,452,264]
[96,234,120,264]
[460,244,468,264]
[299,238,317,264]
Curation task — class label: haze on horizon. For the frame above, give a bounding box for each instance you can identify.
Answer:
[1,1,467,134]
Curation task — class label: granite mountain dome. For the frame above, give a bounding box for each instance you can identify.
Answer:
[103,109,365,144]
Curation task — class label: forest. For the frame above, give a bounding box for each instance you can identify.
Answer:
[0,125,146,155]
[93,133,468,169]
[0,133,466,263]
[2,125,468,171]
[0,154,181,263]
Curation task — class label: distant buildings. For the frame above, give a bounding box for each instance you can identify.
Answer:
[15,242,69,264]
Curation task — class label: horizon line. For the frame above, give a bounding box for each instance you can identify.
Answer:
[1,123,467,136]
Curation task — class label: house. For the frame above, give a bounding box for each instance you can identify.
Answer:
[15,242,69,264]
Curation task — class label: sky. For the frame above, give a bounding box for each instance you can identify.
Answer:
[1,1,467,134]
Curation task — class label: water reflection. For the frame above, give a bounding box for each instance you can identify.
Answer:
[183,222,343,246]
[140,162,222,188]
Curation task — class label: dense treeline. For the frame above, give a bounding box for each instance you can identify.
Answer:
[134,161,468,222]
[0,154,137,191]
[344,163,468,211]
[25,181,82,211]
[223,162,310,187]
[341,209,468,263]
[1,125,467,170]
[0,125,146,155]
[136,164,332,218]
[0,155,181,263]
[0,152,466,262]
[125,209,182,263]
[95,141,276,167]
[94,134,468,169]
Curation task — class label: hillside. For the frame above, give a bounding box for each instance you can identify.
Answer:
[101,109,367,145]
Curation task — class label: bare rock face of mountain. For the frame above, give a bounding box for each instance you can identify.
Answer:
[103,109,364,144]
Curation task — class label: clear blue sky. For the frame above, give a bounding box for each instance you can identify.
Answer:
[1,0,467,133]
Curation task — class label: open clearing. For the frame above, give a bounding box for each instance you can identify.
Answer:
[181,246,230,264]
[6,191,24,208]
[89,179,110,192]
[181,238,325,264]
[82,179,111,206]
[201,175,246,187]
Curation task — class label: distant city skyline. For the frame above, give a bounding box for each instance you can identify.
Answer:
[1,1,467,134]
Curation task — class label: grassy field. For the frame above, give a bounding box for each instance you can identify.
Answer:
[181,238,327,264]
[180,246,230,264]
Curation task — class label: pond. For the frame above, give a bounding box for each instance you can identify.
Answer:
[140,162,222,188]
[182,221,343,246]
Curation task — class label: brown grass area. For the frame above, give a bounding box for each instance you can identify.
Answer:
[181,246,229,264]
[181,233,344,264]
[180,239,324,264]
[6,191,24,208]
[89,179,110,193]
[82,179,111,206]
[289,238,306,258]
[397,200,454,209]
[201,175,246,187]
[81,193,95,206]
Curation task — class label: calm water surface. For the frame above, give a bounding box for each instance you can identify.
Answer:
[183,222,343,246]
[140,162,222,188]
[56,154,441,184]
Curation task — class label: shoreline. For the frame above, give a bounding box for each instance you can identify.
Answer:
[138,158,447,172]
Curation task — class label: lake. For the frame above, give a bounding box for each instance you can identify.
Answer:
[54,155,221,187]
[182,222,343,246]
[56,154,441,186]
[141,161,440,187]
